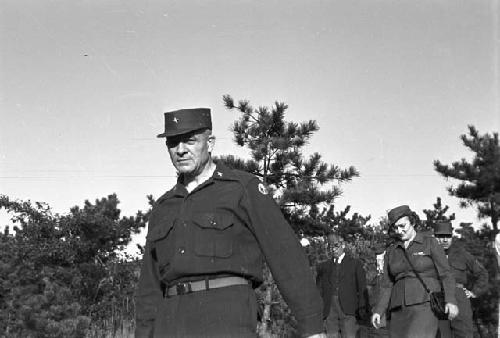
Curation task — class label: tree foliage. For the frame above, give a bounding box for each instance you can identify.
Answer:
[434,125,500,231]
[0,194,148,337]
[221,94,359,236]
[421,197,456,232]
[219,95,360,336]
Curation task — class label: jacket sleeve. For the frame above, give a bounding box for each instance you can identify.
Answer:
[315,264,323,287]
[429,237,456,305]
[355,259,368,311]
[239,178,324,337]
[464,250,489,297]
[373,249,393,315]
[135,239,163,338]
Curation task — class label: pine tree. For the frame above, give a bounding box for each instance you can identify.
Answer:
[422,197,456,231]
[219,95,359,337]
[317,205,372,239]
[434,125,500,232]
[221,94,359,236]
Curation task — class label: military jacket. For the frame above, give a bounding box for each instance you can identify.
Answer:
[447,242,488,296]
[135,163,323,337]
[374,233,457,314]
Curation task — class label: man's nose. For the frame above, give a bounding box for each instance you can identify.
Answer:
[176,142,188,153]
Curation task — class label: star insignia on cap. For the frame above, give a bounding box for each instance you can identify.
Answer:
[173,117,179,123]
[216,171,223,177]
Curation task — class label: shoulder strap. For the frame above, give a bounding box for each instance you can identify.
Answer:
[401,248,431,294]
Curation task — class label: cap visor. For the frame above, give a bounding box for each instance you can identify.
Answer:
[434,231,452,235]
[156,127,208,138]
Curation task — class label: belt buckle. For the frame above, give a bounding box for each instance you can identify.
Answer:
[176,282,192,295]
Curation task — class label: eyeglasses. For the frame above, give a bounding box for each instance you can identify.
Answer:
[328,241,344,248]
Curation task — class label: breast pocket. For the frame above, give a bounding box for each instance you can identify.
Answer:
[146,215,175,265]
[449,259,467,273]
[192,212,234,258]
[411,249,433,272]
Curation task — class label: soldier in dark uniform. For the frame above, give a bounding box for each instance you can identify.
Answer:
[135,108,326,338]
[433,221,489,338]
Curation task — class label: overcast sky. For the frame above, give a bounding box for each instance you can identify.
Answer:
[1,0,499,252]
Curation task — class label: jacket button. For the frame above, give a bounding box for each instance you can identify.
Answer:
[178,247,185,254]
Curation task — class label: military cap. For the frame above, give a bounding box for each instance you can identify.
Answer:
[434,221,453,235]
[388,205,413,225]
[157,108,212,138]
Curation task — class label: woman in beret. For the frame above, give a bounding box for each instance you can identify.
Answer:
[370,205,459,337]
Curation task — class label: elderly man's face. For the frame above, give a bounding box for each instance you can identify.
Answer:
[327,235,345,259]
[166,129,214,178]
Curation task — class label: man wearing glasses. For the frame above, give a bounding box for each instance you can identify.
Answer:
[316,233,369,338]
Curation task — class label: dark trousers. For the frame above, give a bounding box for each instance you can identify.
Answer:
[325,295,358,338]
[437,287,473,338]
[153,284,257,337]
[389,302,438,338]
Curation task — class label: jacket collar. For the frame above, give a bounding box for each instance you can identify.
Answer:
[156,182,185,203]
[447,241,461,253]
[330,253,351,265]
[336,252,346,264]
[394,231,424,248]
[211,162,240,181]
[156,162,238,204]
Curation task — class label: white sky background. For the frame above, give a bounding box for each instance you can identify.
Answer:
[1,0,499,254]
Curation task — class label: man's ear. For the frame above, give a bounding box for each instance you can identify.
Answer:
[207,135,216,153]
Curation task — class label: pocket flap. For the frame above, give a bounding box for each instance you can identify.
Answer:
[449,258,466,271]
[147,220,174,241]
[192,212,233,230]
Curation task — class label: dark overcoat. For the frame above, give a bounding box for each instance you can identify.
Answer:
[316,255,369,318]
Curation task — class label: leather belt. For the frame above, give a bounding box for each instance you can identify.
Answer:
[166,276,250,297]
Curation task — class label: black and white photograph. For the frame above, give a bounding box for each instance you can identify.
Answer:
[1,1,499,337]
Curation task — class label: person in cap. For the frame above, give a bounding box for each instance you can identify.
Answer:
[135,108,326,337]
[433,221,488,338]
[371,205,459,337]
[315,233,369,338]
